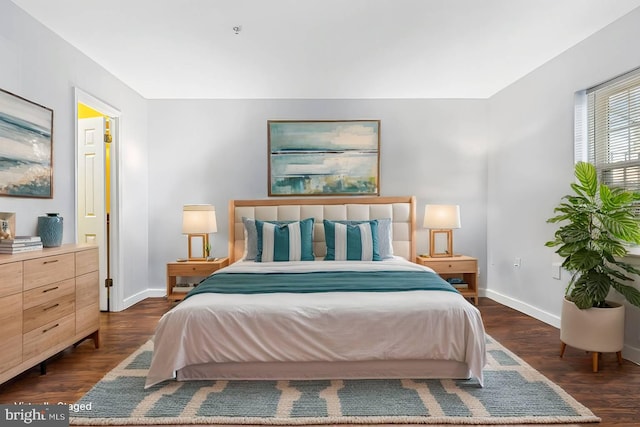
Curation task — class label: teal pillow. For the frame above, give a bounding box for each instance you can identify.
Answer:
[334,219,393,259]
[324,219,381,261]
[256,218,315,262]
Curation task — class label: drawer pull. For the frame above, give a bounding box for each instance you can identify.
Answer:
[42,323,59,333]
[42,286,59,293]
[43,259,59,264]
[43,303,60,311]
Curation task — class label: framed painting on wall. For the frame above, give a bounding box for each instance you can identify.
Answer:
[0,88,54,198]
[268,120,380,196]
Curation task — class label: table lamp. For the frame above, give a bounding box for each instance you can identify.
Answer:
[423,204,461,257]
[182,204,217,261]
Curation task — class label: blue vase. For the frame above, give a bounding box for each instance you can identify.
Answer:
[38,213,63,247]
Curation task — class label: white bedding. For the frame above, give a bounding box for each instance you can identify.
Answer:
[146,257,487,388]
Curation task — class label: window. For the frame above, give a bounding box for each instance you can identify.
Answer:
[581,68,640,203]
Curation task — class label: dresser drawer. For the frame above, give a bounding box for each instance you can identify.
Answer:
[76,302,100,338]
[0,293,23,374]
[425,259,477,274]
[0,262,22,297]
[75,248,98,276]
[23,293,75,333]
[169,263,219,276]
[76,271,99,308]
[23,253,75,291]
[23,278,74,311]
[23,313,75,361]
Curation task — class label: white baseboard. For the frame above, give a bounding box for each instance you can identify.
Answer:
[116,288,166,312]
[481,288,561,329]
[623,344,640,365]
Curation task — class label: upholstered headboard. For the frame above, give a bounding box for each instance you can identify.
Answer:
[228,196,416,263]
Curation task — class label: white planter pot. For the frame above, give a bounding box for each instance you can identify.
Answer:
[560,297,625,353]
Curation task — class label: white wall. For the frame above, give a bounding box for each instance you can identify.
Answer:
[0,1,150,310]
[487,7,640,361]
[147,99,489,290]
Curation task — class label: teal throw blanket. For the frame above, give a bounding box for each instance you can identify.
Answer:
[185,270,458,299]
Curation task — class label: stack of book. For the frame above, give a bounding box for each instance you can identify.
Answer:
[0,236,43,254]
[172,283,197,293]
[447,278,468,291]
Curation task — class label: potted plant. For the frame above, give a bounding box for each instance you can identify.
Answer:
[546,161,640,371]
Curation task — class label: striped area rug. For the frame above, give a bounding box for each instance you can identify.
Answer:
[70,335,600,425]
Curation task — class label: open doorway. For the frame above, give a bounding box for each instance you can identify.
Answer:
[75,88,121,312]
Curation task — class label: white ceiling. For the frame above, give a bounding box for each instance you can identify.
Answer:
[10,0,640,99]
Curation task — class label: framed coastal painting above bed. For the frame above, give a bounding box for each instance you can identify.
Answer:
[268,120,380,196]
[0,88,53,198]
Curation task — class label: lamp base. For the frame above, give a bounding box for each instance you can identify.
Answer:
[429,229,453,257]
[187,233,209,261]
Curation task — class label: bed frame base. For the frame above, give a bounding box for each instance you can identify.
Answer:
[177,359,470,382]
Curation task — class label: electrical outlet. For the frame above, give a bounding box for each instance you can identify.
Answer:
[514,257,521,268]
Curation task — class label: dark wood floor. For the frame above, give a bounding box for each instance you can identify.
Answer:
[1,297,639,426]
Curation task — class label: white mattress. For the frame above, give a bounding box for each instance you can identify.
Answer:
[146,257,487,388]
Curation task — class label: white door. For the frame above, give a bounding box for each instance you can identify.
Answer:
[77,117,108,310]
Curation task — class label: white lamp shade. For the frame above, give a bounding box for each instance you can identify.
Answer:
[182,204,217,234]
[423,204,461,229]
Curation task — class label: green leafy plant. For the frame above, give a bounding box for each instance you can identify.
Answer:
[546,161,640,309]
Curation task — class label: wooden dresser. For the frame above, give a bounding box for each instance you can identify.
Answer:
[0,244,100,385]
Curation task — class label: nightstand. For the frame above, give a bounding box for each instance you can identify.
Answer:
[415,255,478,305]
[166,258,229,301]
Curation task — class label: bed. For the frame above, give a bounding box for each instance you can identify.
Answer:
[146,196,487,388]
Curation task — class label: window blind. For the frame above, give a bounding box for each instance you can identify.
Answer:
[586,67,640,206]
